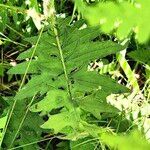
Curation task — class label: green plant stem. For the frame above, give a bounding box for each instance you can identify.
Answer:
[0,32,26,47]
[45,140,52,150]
[117,51,140,96]
[72,138,99,149]
[8,136,63,150]
[6,24,24,37]
[53,27,73,101]
[116,113,122,133]
[18,27,44,91]
[52,25,80,120]
[49,2,80,124]
[133,62,139,72]
[116,39,140,99]
[69,5,76,24]
[0,37,26,47]
[1,48,4,85]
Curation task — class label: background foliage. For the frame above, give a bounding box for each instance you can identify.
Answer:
[0,0,150,149]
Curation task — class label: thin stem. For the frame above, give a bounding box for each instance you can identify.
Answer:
[116,41,140,98]
[53,27,72,99]
[69,5,76,24]
[8,136,63,150]
[116,113,122,133]
[53,25,80,121]
[0,37,26,47]
[72,138,99,149]
[19,27,44,90]
[45,139,51,150]
[1,48,4,85]
[6,24,24,37]
[0,33,26,47]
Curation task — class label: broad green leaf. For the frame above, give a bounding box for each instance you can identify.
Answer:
[24,32,55,45]
[67,41,124,68]
[72,71,128,94]
[8,61,39,74]
[15,73,66,100]
[77,92,119,119]
[30,90,68,113]
[41,111,79,134]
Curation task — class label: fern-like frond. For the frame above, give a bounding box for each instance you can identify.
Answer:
[7,18,128,143]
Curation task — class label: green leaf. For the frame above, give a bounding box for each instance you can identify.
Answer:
[15,73,53,99]
[0,116,7,144]
[128,49,150,65]
[30,90,68,114]
[75,0,150,43]
[67,41,124,68]
[77,93,119,119]
[101,130,150,150]
[72,71,128,94]
[8,61,39,74]
[0,9,7,32]
[8,18,128,141]
[0,116,7,130]
[3,98,44,149]
[41,111,79,134]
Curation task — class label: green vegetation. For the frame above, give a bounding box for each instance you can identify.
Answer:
[0,0,150,149]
